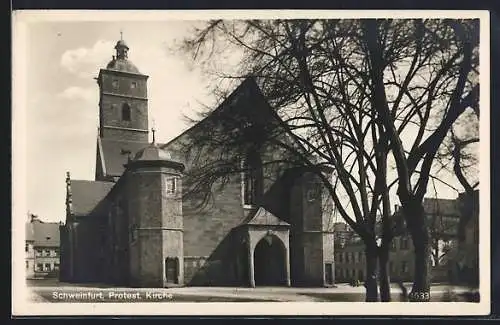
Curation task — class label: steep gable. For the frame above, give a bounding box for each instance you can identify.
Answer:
[243,207,290,226]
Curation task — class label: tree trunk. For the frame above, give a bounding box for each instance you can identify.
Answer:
[457,190,479,286]
[405,203,432,302]
[365,244,379,302]
[378,246,391,302]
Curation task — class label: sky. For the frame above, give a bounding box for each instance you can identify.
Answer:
[16,16,481,224]
[22,20,223,222]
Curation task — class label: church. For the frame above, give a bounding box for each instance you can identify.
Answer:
[59,37,336,288]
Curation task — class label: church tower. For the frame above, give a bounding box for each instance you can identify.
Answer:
[125,137,185,287]
[96,36,149,142]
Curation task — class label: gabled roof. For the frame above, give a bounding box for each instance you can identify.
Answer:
[242,207,290,226]
[26,220,60,247]
[160,77,280,151]
[70,179,115,216]
[97,138,151,178]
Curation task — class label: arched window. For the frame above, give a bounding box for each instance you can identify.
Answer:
[165,257,179,284]
[121,103,131,121]
[242,149,263,207]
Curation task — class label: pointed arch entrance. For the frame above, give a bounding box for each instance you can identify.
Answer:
[253,234,287,286]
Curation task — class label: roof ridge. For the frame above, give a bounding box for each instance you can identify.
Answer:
[70,179,114,184]
[99,138,150,144]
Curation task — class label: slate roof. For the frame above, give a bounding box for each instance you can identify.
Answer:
[106,58,141,74]
[26,220,60,247]
[133,143,173,161]
[70,179,115,216]
[422,198,460,216]
[97,138,150,177]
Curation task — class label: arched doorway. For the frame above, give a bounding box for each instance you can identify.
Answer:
[253,235,286,286]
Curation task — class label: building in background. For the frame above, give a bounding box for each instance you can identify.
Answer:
[334,197,462,284]
[25,214,61,279]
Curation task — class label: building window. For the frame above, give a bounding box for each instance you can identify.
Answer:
[241,149,263,207]
[166,178,177,195]
[358,251,363,262]
[307,184,320,202]
[165,257,179,284]
[35,250,41,257]
[401,261,408,273]
[338,252,343,263]
[112,79,119,89]
[131,81,137,89]
[26,261,29,269]
[36,263,43,272]
[54,263,60,270]
[345,252,350,263]
[400,237,409,250]
[391,240,397,251]
[25,243,29,252]
[121,103,131,121]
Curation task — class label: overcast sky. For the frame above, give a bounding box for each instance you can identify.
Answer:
[16,15,480,224]
[22,20,223,222]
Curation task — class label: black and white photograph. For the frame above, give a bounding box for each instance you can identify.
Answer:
[12,10,490,316]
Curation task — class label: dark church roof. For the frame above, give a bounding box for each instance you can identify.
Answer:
[69,179,115,216]
[160,77,274,151]
[97,138,151,177]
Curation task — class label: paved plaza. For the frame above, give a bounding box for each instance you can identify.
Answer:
[26,279,478,303]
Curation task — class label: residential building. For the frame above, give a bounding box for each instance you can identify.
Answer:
[25,214,61,279]
[334,197,462,283]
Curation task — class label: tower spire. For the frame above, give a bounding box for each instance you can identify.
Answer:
[151,119,156,144]
[114,30,129,60]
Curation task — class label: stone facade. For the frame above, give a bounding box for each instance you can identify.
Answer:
[59,39,335,288]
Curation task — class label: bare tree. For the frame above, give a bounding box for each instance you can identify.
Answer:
[179,19,401,302]
[361,19,479,300]
[436,105,479,285]
[177,18,479,302]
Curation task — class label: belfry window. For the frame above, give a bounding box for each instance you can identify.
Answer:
[122,103,131,121]
[241,149,263,207]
